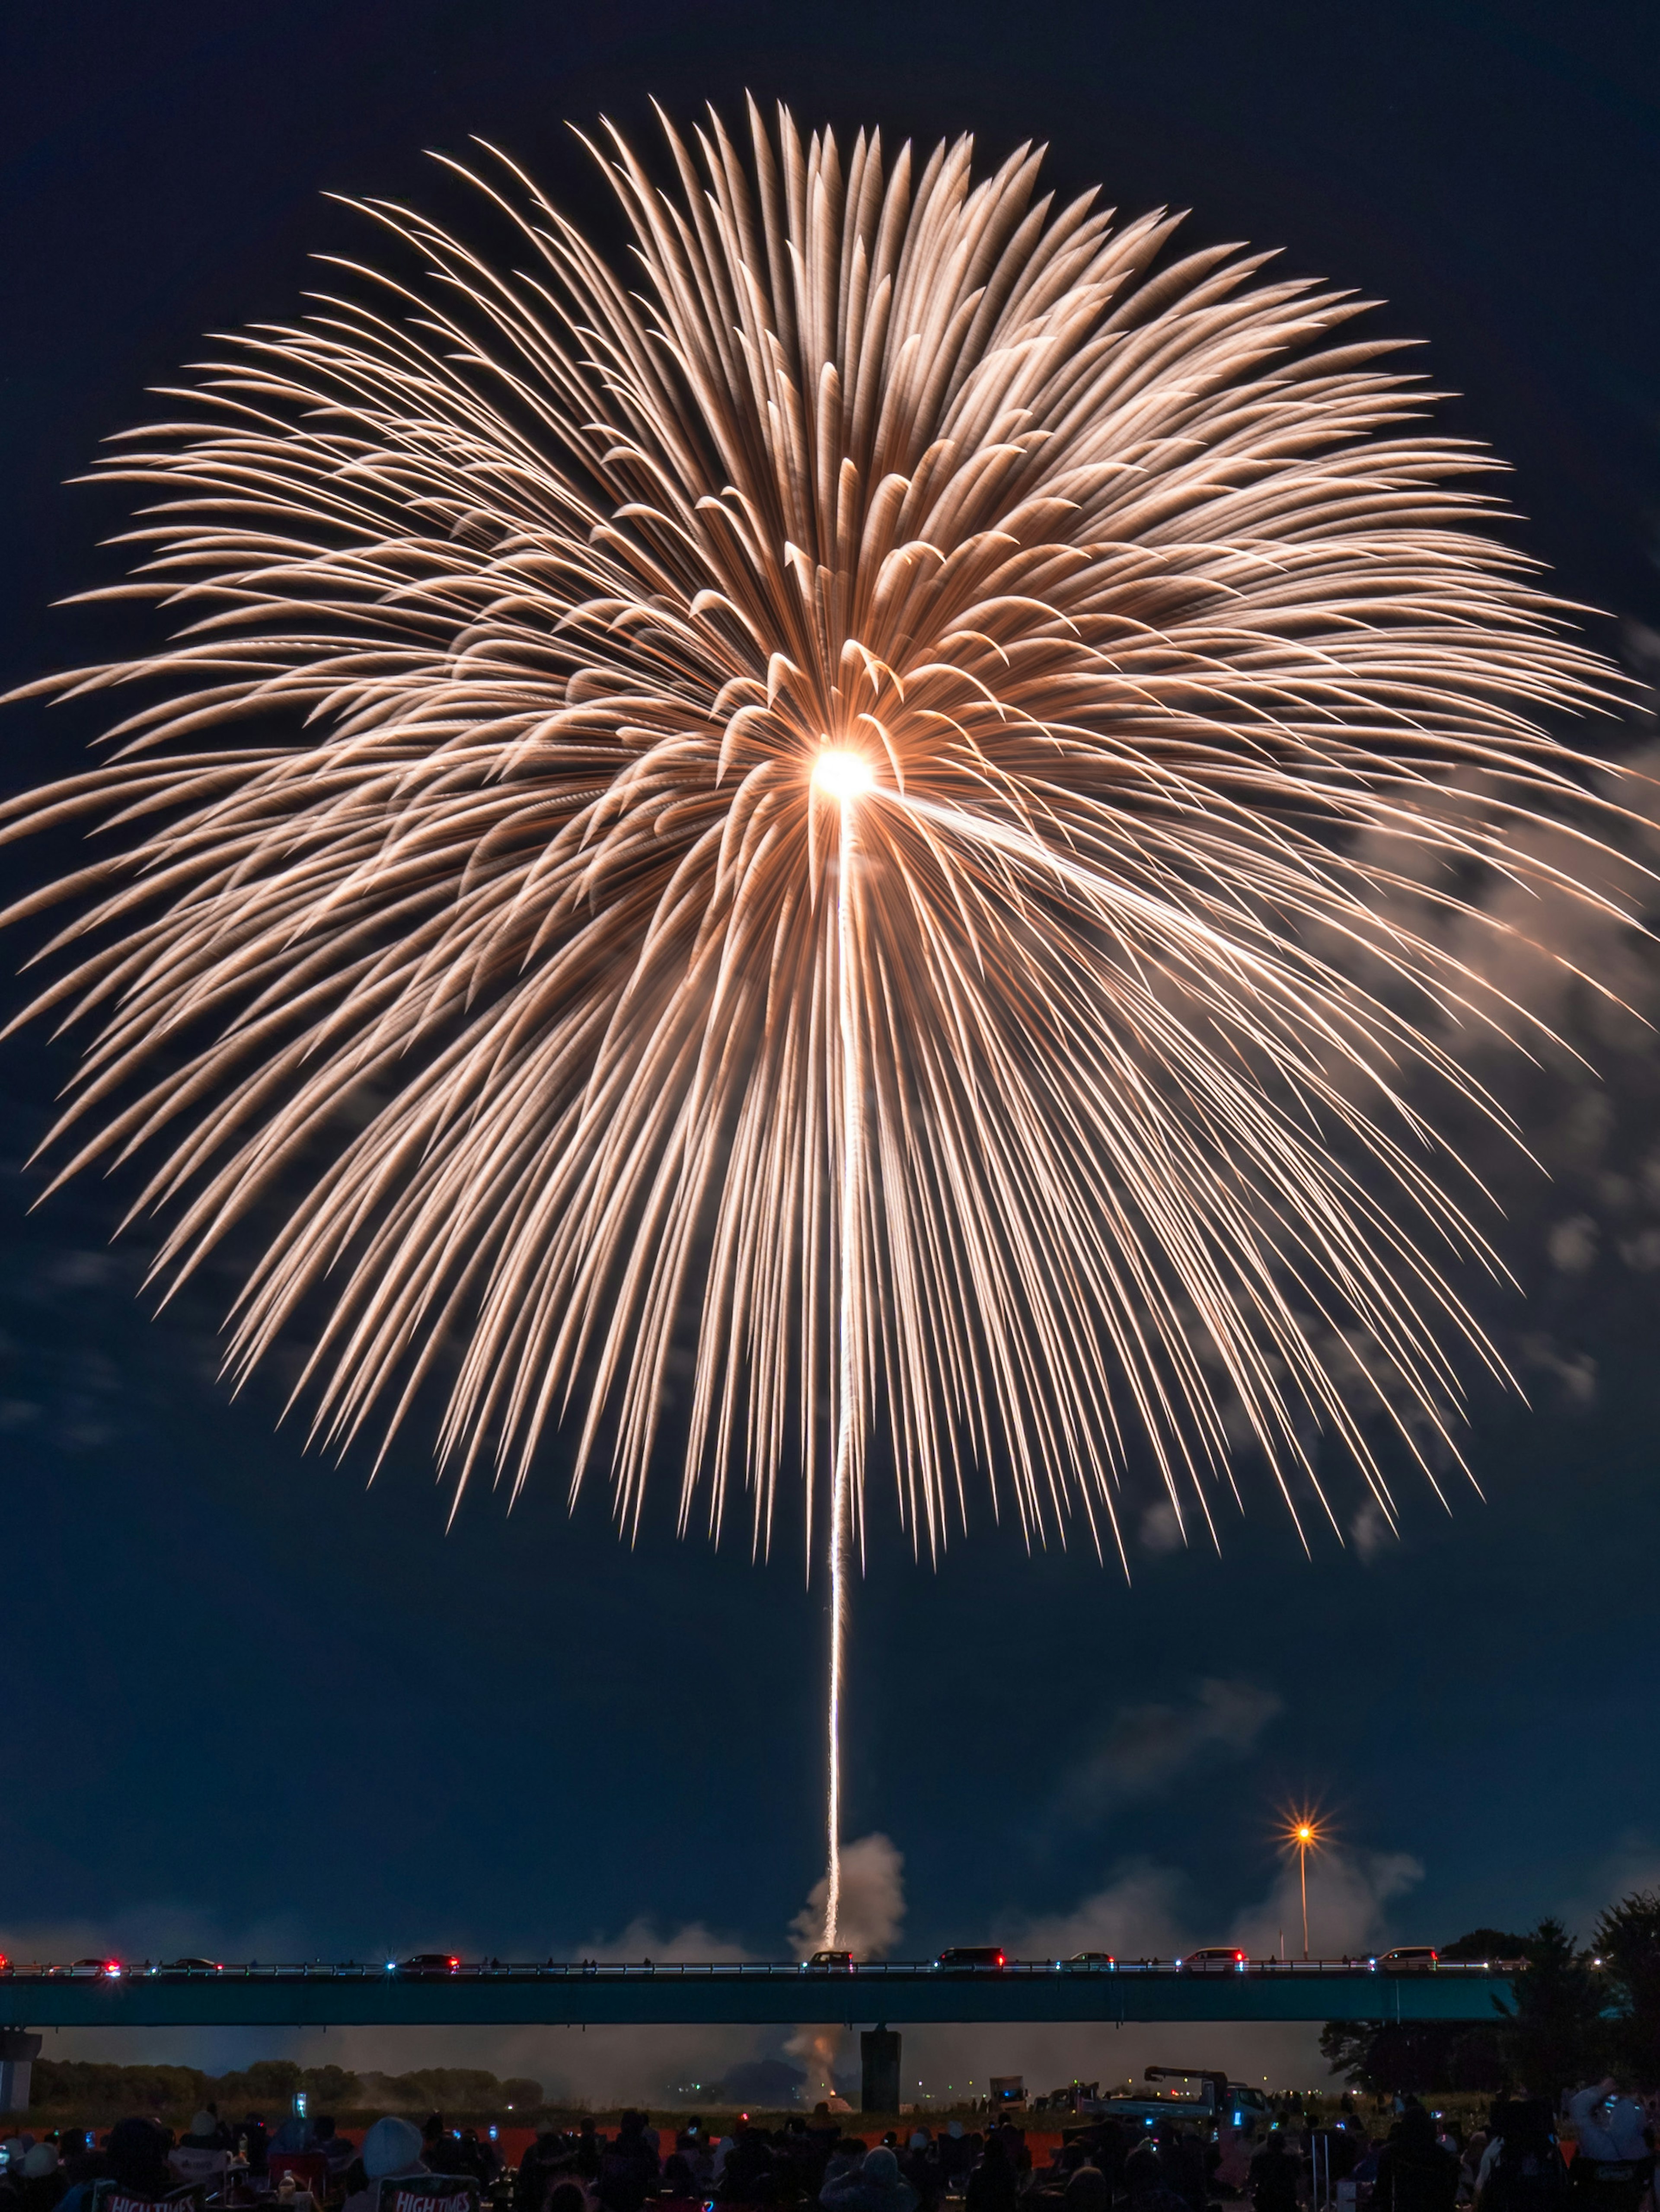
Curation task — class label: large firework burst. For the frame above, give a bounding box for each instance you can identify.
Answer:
[1,105,1628,1934]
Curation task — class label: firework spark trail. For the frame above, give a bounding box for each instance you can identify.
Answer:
[822,749,873,1945]
[0,106,1640,1937]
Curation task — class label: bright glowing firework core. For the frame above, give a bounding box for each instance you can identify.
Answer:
[813,749,876,801]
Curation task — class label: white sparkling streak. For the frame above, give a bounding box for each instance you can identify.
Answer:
[825,796,863,1947]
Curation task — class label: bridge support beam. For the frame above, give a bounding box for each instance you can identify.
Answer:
[0,2031,41,2112]
[861,2027,900,2113]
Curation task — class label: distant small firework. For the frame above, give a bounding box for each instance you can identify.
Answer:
[0,106,1630,1938]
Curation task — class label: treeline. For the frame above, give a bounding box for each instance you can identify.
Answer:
[1322,1896,1660,2097]
[29,2061,545,2123]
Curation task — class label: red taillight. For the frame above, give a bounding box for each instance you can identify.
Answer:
[995,1951,1006,1966]
[103,1960,122,1978]
[448,1956,460,1970]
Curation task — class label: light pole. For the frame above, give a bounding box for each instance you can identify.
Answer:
[1282,1812,1323,1959]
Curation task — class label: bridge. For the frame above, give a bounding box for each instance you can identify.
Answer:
[0,1960,1518,2030]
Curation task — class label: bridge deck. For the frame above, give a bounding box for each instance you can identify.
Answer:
[0,1962,1516,2029]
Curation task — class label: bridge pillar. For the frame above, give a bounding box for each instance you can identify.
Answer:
[861,2026,900,2114]
[0,2032,40,2112]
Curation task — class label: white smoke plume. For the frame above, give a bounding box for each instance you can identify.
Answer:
[790,1834,906,1961]
[786,1835,907,2103]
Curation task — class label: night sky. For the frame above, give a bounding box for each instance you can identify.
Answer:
[2,0,1659,2104]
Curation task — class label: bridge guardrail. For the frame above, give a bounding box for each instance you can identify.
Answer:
[0,1957,1526,1982]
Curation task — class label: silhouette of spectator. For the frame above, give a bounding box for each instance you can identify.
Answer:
[169,2112,230,2194]
[1167,2132,1210,2212]
[239,2117,271,2180]
[1315,2129,1360,2196]
[419,2117,468,2180]
[677,2127,716,2192]
[50,2131,95,2197]
[1063,2165,1108,2212]
[1123,2143,1192,2212]
[822,2147,916,2212]
[1476,2102,1564,2212]
[597,2113,659,2212]
[18,2143,64,2212]
[515,2130,571,2212]
[901,2133,940,2211]
[343,2118,428,2212]
[53,2118,170,2212]
[576,2123,604,2183]
[310,2120,353,2183]
[1375,2109,1458,2212]
[822,2142,868,2193]
[1248,2130,1303,2212]
[721,2128,780,2206]
[964,2141,1018,2212]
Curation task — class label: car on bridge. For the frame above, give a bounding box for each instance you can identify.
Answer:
[1177,1948,1247,1974]
[935,1947,1006,1972]
[1055,1952,1116,1971]
[801,1950,856,1973]
[397,1954,463,1976]
[1373,1947,1438,1972]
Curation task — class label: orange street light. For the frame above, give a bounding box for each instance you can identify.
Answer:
[1281,1810,1325,1959]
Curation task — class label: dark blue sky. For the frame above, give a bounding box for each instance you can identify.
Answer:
[2,0,1658,2072]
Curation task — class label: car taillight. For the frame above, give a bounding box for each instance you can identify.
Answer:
[103,1960,122,1978]
[448,1956,460,1970]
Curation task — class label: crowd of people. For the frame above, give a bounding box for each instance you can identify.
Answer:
[0,2078,1653,2212]
[0,2110,505,2212]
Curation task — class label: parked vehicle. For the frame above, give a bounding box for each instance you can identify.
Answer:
[1178,1947,1248,1973]
[801,1950,855,1973]
[935,1946,1006,1971]
[1077,2068,1270,2136]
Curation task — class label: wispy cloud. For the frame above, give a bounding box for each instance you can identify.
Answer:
[1055,1677,1283,1823]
